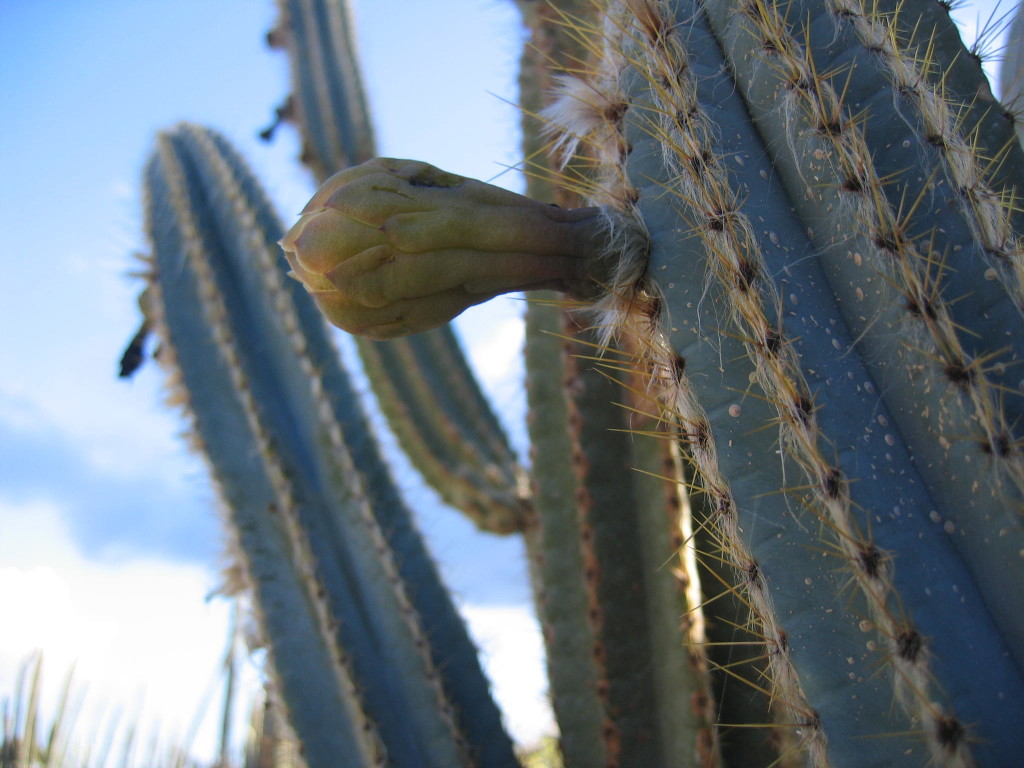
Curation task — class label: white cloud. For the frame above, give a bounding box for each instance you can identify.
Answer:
[0,499,552,762]
[0,498,247,765]
[461,603,554,748]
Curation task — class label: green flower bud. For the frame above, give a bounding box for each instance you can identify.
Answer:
[280,158,609,338]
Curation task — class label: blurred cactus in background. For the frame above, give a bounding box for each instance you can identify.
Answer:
[123,0,1024,766]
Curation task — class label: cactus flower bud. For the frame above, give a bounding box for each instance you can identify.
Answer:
[280,158,609,338]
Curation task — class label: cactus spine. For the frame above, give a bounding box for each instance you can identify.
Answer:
[514,3,721,765]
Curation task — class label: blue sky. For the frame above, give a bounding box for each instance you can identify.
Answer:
[0,0,1012,763]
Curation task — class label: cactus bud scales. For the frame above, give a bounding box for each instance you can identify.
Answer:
[279,158,611,338]
[128,0,1024,766]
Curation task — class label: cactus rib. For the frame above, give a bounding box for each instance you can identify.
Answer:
[145,125,383,766]
[353,333,530,533]
[518,3,720,765]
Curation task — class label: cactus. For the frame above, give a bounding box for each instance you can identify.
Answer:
[136,122,518,767]
[542,0,1024,763]
[123,0,1024,766]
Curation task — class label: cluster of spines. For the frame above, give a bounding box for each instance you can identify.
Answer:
[839,0,1024,304]
[545,3,828,764]
[567,326,723,767]
[763,0,1024,507]
[683,0,1024,761]
[672,0,1007,761]
[538,1,652,332]
[519,5,725,766]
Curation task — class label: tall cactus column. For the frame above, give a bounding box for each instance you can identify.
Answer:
[544,0,1024,764]
[265,0,374,177]
[137,123,519,768]
[515,2,719,765]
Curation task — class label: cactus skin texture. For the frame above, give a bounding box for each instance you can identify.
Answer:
[264,0,374,178]
[140,122,518,768]
[353,327,533,534]
[510,3,722,766]
[539,0,1024,765]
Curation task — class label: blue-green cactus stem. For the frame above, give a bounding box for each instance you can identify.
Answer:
[547,0,1024,763]
[699,0,1024,673]
[519,3,629,762]
[146,126,381,766]
[524,313,716,768]
[269,0,374,179]
[143,123,517,767]
[353,332,530,534]
[707,0,1024,361]
[523,306,609,768]
[566,330,714,768]
[409,327,523,476]
[518,3,718,765]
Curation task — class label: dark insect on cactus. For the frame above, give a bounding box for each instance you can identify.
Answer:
[124,0,1024,766]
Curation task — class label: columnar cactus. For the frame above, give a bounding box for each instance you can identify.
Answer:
[540,2,1024,764]
[136,122,518,767]
[124,0,1024,766]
